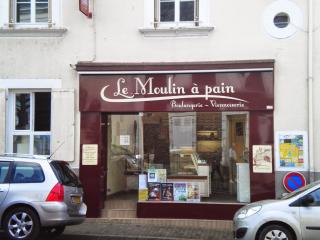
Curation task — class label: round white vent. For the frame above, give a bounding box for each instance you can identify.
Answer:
[263,0,303,39]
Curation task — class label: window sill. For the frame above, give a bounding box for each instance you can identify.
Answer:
[139,26,214,37]
[0,28,67,38]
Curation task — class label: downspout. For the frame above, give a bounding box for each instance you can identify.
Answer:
[308,0,314,182]
[91,0,96,61]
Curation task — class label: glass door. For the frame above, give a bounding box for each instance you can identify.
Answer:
[107,114,143,197]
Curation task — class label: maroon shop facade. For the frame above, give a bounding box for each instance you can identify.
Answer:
[76,60,275,220]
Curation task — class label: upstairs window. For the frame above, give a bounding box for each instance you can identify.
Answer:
[16,0,49,24]
[141,0,212,36]
[156,0,199,27]
[160,0,195,23]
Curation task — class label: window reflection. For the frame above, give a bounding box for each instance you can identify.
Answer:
[15,94,30,130]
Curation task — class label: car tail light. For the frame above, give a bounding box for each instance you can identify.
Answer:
[46,183,64,202]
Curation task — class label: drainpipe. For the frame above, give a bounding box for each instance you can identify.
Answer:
[308,0,314,182]
[91,0,96,61]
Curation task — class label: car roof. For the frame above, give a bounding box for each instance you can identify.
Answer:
[0,153,49,163]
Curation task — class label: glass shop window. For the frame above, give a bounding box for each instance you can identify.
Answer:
[107,112,251,204]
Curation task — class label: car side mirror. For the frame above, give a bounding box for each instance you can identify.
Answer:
[301,195,314,206]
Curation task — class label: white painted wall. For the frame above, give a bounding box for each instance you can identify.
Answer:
[0,0,318,172]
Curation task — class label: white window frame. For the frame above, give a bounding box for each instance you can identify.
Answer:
[158,0,197,28]
[141,0,213,37]
[7,90,51,156]
[14,0,49,26]
[0,0,63,31]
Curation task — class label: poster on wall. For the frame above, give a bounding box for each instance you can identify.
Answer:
[82,144,98,165]
[252,145,273,173]
[275,131,308,171]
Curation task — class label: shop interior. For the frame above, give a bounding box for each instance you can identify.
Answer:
[104,112,250,217]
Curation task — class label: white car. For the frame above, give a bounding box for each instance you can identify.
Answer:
[0,154,87,240]
[234,180,320,240]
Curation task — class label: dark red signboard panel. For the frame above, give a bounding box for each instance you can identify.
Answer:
[283,172,306,192]
[80,72,274,112]
[79,0,92,18]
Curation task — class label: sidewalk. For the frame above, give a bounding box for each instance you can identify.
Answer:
[63,218,234,240]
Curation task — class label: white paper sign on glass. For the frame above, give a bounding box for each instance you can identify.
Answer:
[120,135,130,146]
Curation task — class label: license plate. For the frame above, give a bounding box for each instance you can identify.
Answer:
[71,196,81,204]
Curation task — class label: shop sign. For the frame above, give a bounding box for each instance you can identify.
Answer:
[79,0,92,18]
[80,72,274,112]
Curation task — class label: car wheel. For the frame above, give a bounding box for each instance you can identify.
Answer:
[4,207,40,240]
[258,224,293,240]
[41,226,65,238]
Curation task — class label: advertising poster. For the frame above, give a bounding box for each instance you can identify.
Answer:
[147,169,157,182]
[252,145,273,173]
[187,183,200,203]
[173,183,187,201]
[139,174,147,189]
[161,183,174,201]
[147,169,167,183]
[138,189,148,201]
[147,182,161,201]
[275,131,308,171]
[157,169,167,183]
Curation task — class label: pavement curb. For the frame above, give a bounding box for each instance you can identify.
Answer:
[84,218,233,231]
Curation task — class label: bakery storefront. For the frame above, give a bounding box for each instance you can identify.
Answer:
[77,61,275,219]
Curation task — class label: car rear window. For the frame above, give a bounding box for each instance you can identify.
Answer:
[50,161,82,187]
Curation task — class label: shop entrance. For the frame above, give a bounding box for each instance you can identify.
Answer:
[104,114,142,218]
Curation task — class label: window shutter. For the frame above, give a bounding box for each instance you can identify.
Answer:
[50,89,75,162]
[0,89,6,153]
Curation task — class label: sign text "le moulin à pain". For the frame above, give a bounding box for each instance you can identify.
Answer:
[100,76,247,107]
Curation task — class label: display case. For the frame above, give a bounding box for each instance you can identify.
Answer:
[169,149,198,175]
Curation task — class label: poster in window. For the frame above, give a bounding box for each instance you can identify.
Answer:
[173,183,187,201]
[138,189,148,201]
[147,182,161,201]
[120,135,130,146]
[147,169,167,183]
[187,183,200,203]
[139,174,147,189]
[252,145,273,173]
[161,183,174,201]
[275,131,308,171]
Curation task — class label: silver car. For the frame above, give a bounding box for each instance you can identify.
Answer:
[0,154,87,240]
[233,180,320,240]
